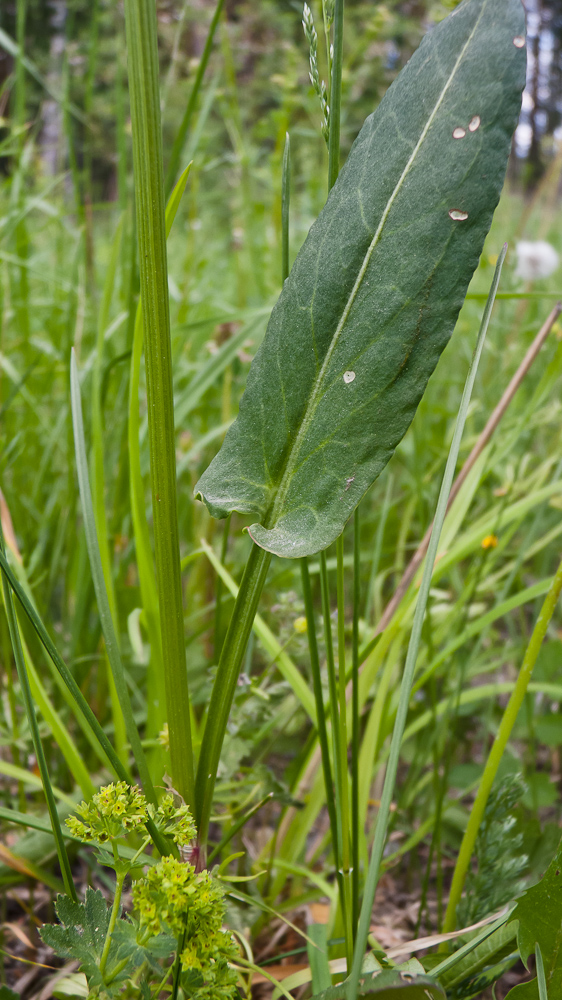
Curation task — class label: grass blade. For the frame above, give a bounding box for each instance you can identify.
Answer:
[91,215,127,763]
[0,524,77,902]
[70,350,155,802]
[164,0,224,196]
[200,538,316,721]
[441,552,562,933]
[194,542,272,843]
[373,301,562,640]
[282,132,290,282]
[0,548,129,782]
[536,943,549,1000]
[348,246,508,995]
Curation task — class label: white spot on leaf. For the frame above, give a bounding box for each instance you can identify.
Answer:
[468,115,481,132]
[343,370,356,383]
[449,209,468,221]
[513,35,525,48]
[452,126,466,139]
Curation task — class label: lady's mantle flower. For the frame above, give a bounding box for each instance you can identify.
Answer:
[66,782,148,843]
[151,792,196,847]
[515,241,559,281]
[133,857,238,997]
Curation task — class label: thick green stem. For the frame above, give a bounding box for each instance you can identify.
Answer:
[195,543,271,844]
[123,0,194,805]
[442,553,562,935]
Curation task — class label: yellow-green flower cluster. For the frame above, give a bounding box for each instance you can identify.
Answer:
[66,783,198,850]
[151,793,196,847]
[133,857,238,998]
[66,782,148,843]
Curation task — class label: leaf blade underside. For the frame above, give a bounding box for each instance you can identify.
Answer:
[195,0,526,558]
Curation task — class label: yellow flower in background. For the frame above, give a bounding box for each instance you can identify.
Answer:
[481,534,498,550]
[293,616,308,633]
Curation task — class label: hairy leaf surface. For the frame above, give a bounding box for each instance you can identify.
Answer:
[195,0,525,557]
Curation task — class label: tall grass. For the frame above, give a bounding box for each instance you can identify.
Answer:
[1,1,562,997]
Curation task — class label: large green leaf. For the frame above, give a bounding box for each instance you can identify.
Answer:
[506,838,562,999]
[195,0,525,558]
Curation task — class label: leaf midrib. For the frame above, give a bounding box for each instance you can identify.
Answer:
[265,0,487,530]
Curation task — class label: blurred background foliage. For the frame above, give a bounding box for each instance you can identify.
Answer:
[3,3,562,995]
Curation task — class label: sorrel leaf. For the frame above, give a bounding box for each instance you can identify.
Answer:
[195,0,525,557]
[505,838,562,999]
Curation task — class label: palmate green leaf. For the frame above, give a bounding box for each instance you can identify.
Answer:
[40,889,114,989]
[309,970,445,999]
[195,0,525,558]
[505,839,562,999]
[40,889,143,995]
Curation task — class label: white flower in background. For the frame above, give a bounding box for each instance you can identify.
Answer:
[515,240,560,281]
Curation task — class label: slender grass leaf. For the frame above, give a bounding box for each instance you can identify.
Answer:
[349,246,507,994]
[0,548,131,782]
[91,215,127,763]
[536,944,549,1000]
[0,26,87,124]
[70,351,155,801]
[308,924,332,993]
[195,0,525,557]
[174,315,266,428]
[0,527,77,899]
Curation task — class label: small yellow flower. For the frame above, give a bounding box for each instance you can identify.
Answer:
[481,534,498,550]
[293,616,308,634]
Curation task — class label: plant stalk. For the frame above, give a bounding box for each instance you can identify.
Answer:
[123,0,194,805]
[195,542,271,844]
[300,559,340,870]
[99,852,126,977]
